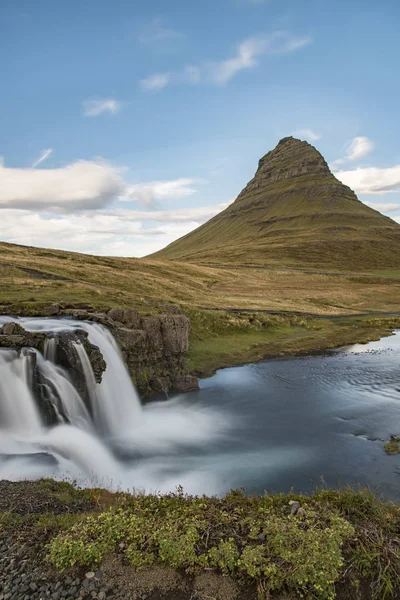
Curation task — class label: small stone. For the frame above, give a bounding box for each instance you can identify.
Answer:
[85,573,95,580]
[98,593,107,600]
[95,570,103,580]
[258,532,266,541]
[290,501,301,515]
[30,583,38,592]
[297,507,306,517]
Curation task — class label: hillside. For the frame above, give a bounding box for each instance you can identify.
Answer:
[150,137,400,270]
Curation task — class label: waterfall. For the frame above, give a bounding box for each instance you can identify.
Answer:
[0,349,42,435]
[0,316,227,494]
[75,323,142,438]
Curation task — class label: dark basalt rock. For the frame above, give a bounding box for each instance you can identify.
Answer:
[108,309,199,398]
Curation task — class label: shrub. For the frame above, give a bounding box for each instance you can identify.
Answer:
[48,490,355,600]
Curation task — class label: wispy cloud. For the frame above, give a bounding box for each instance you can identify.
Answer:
[32,148,53,168]
[124,178,200,207]
[82,98,122,117]
[346,136,374,161]
[111,203,229,223]
[140,73,171,91]
[291,129,321,142]
[331,136,374,168]
[364,201,400,213]
[335,164,400,195]
[140,31,312,91]
[138,18,185,52]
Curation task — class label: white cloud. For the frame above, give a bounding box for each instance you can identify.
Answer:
[32,148,53,168]
[124,178,200,207]
[364,201,400,213]
[210,37,270,85]
[82,98,122,117]
[346,136,374,161]
[138,18,184,51]
[0,209,166,256]
[0,158,205,213]
[334,164,400,195]
[140,31,312,91]
[393,216,400,224]
[114,202,229,222]
[0,160,126,212]
[140,72,171,91]
[0,201,229,258]
[331,136,374,169]
[291,129,321,142]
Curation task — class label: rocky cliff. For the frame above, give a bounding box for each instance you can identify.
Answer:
[150,137,400,270]
[0,305,198,400]
[107,306,198,397]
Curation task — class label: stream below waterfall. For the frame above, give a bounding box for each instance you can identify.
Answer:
[1,316,400,498]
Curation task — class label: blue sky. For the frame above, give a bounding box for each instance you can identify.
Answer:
[1,0,399,256]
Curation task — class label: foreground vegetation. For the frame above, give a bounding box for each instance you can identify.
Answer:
[1,480,400,600]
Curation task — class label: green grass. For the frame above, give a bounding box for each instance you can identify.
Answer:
[384,438,400,455]
[185,310,400,376]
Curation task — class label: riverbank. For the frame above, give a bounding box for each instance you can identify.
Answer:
[186,311,400,377]
[1,479,399,600]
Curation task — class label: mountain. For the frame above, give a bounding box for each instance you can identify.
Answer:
[150,137,400,271]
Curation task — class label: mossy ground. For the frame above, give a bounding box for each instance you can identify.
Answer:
[384,438,400,455]
[1,481,400,600]
[185,310,400,377]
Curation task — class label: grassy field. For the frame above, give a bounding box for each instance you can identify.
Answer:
[1,241,400,374]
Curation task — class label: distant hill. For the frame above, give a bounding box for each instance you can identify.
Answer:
[150,137,400,270]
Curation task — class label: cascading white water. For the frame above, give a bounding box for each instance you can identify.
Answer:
[0,316,228,494]
[0,349,42,435]
[72,324,142,437]
[36,352,92,430]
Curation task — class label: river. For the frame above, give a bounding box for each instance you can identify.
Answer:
[0,316,399,498]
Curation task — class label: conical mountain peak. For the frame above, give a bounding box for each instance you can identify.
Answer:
[236,137,336,206]
[151,138,400,271]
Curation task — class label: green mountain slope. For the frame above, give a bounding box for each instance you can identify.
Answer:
[150,137,400,270]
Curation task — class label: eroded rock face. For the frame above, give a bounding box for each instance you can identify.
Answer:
[108,307,199,398]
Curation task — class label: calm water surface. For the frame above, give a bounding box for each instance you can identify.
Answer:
[186,331,400,498]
